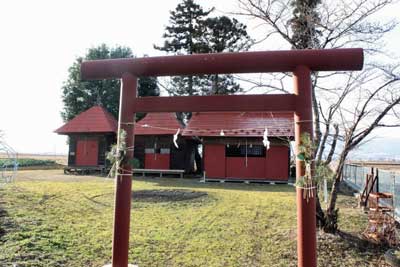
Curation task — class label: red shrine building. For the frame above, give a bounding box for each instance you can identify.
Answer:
[55,106,197,173]
[56,106,294,181]
[55,106,117,173]
[182,112,294,182]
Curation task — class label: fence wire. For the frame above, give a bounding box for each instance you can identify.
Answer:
[343,164,400,219]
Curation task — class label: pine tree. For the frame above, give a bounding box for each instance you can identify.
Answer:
[201,16,253,94]
[154,0,213,96]
[154,0,213,55]
[155,0,253,96]
[61,44,159,121]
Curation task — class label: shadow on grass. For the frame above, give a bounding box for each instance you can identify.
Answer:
[0,189,15,239]
[0,208,6,238]
[81,193,114,207]
[133,177,295,193]
[317,229,387,266]
[339,182,359,196]
[337,230,387,252]
[132,189,208,203]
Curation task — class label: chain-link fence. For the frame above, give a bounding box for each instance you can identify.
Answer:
[0,142,18,187]
[343,164,400,219]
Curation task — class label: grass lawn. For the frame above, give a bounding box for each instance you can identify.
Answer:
[0,170,385,267]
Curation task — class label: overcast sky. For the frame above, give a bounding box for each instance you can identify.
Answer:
[0,0,399,155]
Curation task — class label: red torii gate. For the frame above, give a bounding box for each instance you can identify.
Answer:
[81,48,363,267]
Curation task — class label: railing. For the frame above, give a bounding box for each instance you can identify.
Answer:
[343,163,400,219]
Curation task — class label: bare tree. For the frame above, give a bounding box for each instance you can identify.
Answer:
[324,65,400,230]
[235,0,399,231]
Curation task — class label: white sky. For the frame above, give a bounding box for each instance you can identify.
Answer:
[0,0,399,155]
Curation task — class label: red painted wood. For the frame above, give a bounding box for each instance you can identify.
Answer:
[294,66,317,267]
[112,73,137,267]
[204,143,290,180]
[133,94,296,113]
[75,138,98,166]
[265,146,290,180]
[226,157,265,179]
[144,154,170,169]
[182,112,294,137]
[204,144,225,178]
[81,48,363,79]
[55,106,117,134]
[135,113,182,135]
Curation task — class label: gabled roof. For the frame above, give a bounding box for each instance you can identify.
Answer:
[134,113,183,135]
[55,106,118,134]
[182,112,294,137]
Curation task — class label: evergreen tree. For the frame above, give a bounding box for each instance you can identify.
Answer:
[154,0,213,96]
[203,16,252,53]
[61,44,159,121]
[155,0,252,96]
[154,0,213,55]
[201,16,253,94]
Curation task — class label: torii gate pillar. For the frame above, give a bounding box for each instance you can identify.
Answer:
[112,73,137,267]
[294,65,317,267]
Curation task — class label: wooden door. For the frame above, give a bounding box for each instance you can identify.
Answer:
[204,144,226,178]
[265,146,289,180]
[75,138,99,166]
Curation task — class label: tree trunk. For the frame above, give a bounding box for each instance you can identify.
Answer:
[188,76,193,95]
[311,80,322,157]
[315,193,326,227]
[323,150,348,233]
[316,118,330,163]
[325,124,339,165]
[212,74,218,94]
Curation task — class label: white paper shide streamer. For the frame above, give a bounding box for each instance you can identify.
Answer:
[263,127,270,150]
[173,128,180,148]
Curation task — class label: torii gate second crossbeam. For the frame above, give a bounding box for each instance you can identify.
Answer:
[80,48,364,267]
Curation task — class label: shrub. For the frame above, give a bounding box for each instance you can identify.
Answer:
[0,158,56,168]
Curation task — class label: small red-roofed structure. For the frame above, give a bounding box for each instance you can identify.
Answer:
[55,106,118,134]
[183,112,294,181]
[55,106,118,172]
[134,113,198,172]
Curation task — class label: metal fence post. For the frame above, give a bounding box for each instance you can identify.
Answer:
[376,168,379,193]
[393,172,396,218]
[355,165,358,188]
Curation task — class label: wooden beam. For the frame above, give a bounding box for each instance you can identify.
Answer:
[132,94,296,113]
[81,48,364,79]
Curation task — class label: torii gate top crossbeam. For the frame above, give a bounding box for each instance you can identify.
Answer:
[81,48,363,80]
